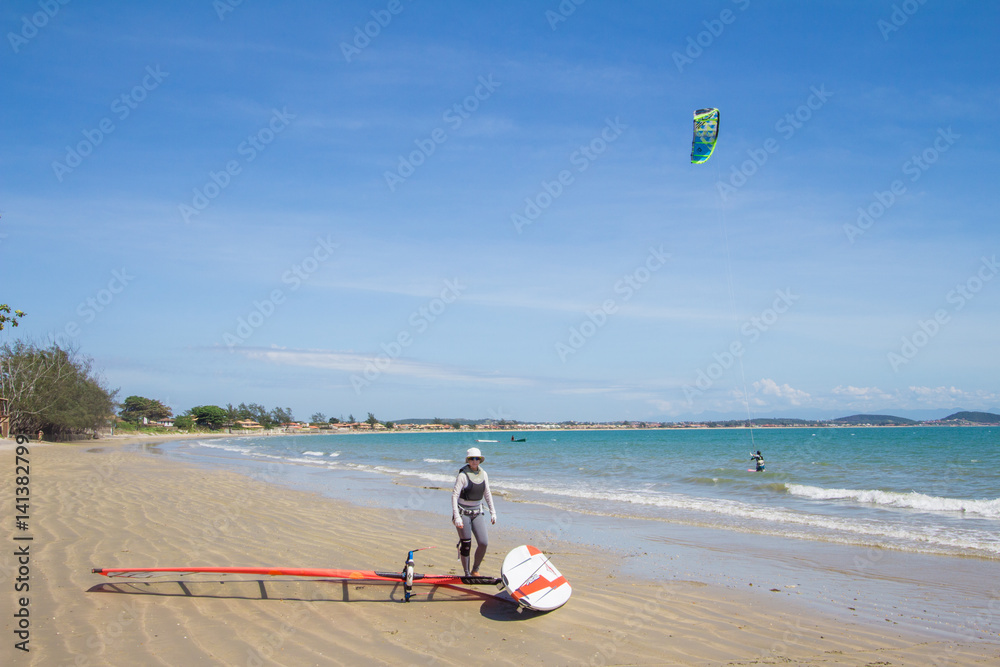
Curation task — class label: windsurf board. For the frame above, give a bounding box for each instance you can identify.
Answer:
[500,544,571,611]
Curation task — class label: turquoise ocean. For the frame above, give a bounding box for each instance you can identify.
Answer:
[167,426,999,560]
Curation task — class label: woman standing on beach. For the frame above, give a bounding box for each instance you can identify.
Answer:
[452,447,496,576]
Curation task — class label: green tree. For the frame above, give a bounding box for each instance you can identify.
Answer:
[1,340,117,439]
[271,406,294,425]
[119,395,172,424]
[236,402,275,428]
[190,405,227,430]
[174,415,194,429]
[366,412,379,429]
[310,412,327,424]
[0,304,26,330]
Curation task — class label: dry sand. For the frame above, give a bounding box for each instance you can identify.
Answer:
[2,436,998,666]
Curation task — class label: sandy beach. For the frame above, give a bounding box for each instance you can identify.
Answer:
[3,436,998,666]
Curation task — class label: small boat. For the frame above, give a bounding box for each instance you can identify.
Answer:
[511,438,526,442]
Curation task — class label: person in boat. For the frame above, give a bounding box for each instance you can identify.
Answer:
[750,450,765,471]
[451,447,497,576]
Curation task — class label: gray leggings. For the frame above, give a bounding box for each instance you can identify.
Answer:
[455,511,489,575]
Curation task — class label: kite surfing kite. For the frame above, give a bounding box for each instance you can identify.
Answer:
[690,108,720,164]
[689,106,760,463]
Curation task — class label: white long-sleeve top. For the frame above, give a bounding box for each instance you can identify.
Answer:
[451,465,495,522]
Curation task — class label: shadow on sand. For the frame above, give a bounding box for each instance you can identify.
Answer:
[87,578,542,620]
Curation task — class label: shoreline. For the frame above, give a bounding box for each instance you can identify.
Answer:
[27,420,991,445]
[3,439,998,665]
[162,435,1000,635]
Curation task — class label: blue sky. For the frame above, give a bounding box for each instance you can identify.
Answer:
[2,0,998,422]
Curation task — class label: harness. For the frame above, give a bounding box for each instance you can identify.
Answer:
[458,465,486,502]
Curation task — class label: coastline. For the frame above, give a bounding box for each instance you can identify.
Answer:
[178,422,998,438]
[3,438,998,666]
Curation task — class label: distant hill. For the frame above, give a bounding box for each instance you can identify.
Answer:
[703,418,818,427]
[829,414,918,426]
[939,411,1000,424]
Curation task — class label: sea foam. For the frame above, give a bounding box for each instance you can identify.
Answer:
[786,484,1000,519]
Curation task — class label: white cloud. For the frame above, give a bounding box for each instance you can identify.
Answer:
[239,347,531,387]
[752,378,811,405]
[831,385,896,403]
[904,386,999,406]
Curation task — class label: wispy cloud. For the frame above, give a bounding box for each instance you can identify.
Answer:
[238,346,532,387]
[904,386,999,407]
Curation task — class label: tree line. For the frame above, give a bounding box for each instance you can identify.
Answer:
[2,328,396,439]
[118,401,393,432]
[1,339,347,439]
[119,396,310,430]
[1,340,117,440]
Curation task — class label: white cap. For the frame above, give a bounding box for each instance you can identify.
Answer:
[465,447,485,462]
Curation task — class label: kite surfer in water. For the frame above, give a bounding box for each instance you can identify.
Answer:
[452,447,497,576]
[750,450,765,472]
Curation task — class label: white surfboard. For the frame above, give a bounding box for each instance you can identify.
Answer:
[500,545,572,611]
